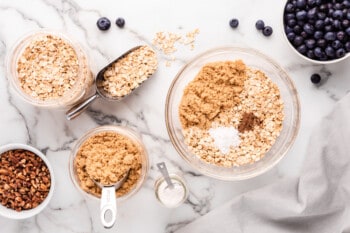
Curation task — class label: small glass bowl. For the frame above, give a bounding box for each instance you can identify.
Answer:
[0,143,55,219]
[69,125,149,202]
[165,46,300,181]
[281,1,350,64]
[6,29,94,109]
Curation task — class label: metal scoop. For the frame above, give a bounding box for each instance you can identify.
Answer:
[157,162,174,189]
[66,45,156,120]
[90,169,130,229]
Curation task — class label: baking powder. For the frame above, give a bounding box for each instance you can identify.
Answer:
[156,178,187,208]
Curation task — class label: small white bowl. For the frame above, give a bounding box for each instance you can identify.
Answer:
[0,143,55,219]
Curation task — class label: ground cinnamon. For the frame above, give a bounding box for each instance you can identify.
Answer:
[238,112,262,133]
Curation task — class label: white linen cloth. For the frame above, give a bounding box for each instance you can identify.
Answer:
[175,94,350,233]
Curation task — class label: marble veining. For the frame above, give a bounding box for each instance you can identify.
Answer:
[1,0,350,232]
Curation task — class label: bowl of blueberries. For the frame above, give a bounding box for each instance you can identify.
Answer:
[283,0,350,64]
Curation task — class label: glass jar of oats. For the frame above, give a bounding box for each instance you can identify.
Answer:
[7,29,93,109]
[69,125,149,202]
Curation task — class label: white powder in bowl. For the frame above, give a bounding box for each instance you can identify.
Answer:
[208,126,240,154]
[156,178,187,208]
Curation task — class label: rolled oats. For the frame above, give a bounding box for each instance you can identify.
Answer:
[101,45,157,98]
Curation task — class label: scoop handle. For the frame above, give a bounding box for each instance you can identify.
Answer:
[100,186,117,229]
[66,93,99,120]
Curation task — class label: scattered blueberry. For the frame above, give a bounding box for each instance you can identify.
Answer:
[262,26,273,36]
[229,18,239,28]
[255,20,265,30]
[97,17,111,31]
[310,73,321,84]
[115,17,125,28]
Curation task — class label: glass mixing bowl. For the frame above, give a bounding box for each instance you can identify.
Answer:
[165,47,300,180]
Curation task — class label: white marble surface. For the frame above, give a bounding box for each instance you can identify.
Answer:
[1,0,350,232]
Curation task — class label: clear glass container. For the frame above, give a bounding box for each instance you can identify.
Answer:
[6,29,94,109]
[154,173,188,208]
[165,46,300,181]
[69,125,149,202]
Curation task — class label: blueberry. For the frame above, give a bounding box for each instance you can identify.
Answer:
[317,39,327,48]
[303,23,315,34]
[229,18,239,28]
[333,20,342,29]
[287,19,297,27]
[285,26,294,34]
[293,36,304,46]
[336,48,346,58]
[332,40,343,49]
[294,25,303,34]
[306,50,316,59]
[256,20,265,30]
[337,31,346,41]
[285,3,295,13]
[296,0,307,8]
[324,31,336,41]
[315,0,322,5]
[285,13,296,21]
[345,41,350,52]
[305,39,316,48]
[345,27,350,36]
[347,11,350,20]
[333,10,344,19]
[314,31,324,39]
[314,47,324,58]
[334,3,342,10]
[328,8,335,17]
[287,32,296,41]
[96,17,111,31]
[301,31,308,38]
[324,17,333,26]
[325,46,335,57]
[324,25,333,32]
[307,8,317,19]
[317,12,326,20]
[262,26,273,36]
[315,20,324,29]
[342,19,350,28]
[307,0,317,7]
[310,73,321,84]
[115,17,125,28]
[344,0,350,7]
[296,10,308,20]
[297,44,308,54]
[319,4,328,12]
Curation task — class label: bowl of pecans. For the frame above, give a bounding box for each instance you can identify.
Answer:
[0,143,55,219]
[165,47,300,180]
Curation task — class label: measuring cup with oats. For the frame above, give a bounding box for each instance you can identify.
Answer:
[66,45,158,120]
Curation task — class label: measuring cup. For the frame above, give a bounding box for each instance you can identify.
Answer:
[89,169,130,229]
[66,45,157,120]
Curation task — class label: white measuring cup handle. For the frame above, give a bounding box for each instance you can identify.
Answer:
[100,186,117,229]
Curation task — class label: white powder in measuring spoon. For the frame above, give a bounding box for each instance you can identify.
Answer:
[208,126,240,154]
[156,178,187,208]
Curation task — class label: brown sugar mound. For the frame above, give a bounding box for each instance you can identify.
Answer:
[179,60,247,130]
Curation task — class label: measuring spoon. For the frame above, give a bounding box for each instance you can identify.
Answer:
[157,162,174,189]
[66,45,157,120]
[89,169,130,229]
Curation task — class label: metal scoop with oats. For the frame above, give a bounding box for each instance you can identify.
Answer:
[66,45,158,120]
